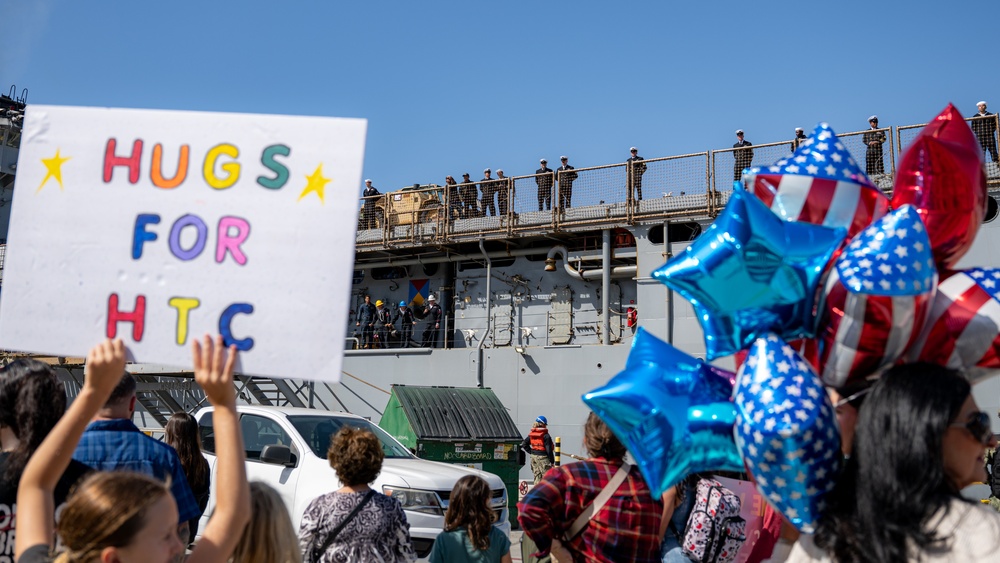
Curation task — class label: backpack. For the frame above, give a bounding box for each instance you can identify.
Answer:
[681,478,747,563]
[989,448,1000,498]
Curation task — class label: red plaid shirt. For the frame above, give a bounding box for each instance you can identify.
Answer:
[517,457,665,563]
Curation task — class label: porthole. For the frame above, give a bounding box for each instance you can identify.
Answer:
[984,195,998,223]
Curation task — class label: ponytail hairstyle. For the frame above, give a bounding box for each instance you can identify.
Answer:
[443,475,494,551]
[0,359,66,482]
[230,482,303,563]
[164,412,209,493]
[55,472,170,563]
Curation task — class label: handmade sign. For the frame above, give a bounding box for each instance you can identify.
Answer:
[0,105,367,381]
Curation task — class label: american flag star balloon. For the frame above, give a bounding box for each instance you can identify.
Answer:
[891,104,987,270]
[734,333,840,533]
[653,189,846,360]
[817,205,938,388]
[583,328,743,497]
[904,268,1000,383]
[742,123,889,238]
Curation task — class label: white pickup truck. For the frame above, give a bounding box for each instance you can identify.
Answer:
[195,405,510,557]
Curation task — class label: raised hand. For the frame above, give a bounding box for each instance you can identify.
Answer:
[192,334,238,408]
[84,338,127,400]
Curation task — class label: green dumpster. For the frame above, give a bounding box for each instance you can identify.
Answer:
[379,385,522,526]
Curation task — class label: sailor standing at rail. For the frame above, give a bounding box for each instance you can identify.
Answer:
[627,147,647,201]
[361,179,381,230]
[557,156,578,210]
[375,300,393,349]
[791,127,807,152]
[480,168,498,217]
[972,101,999,164]
[732,130,753,181]
[460,172,478,218]
[863,115,886,177]
[521,416,555,484]
[356,294,377,349]
[393,301,416,348]
[536,159,555,211]
[421,294,442,348]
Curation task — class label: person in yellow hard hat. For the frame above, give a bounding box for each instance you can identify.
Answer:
[375,300,392,349]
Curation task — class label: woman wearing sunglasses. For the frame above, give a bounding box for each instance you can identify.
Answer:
[786,363,1000,563]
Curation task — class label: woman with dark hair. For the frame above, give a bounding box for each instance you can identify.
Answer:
[299,425,416,562]
[0,360,92,560]
[787,363,1000,562]
[518,411,666,562]
[164,412,210,544]
[429,475,511,563]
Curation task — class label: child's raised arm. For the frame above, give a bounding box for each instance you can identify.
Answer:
[188,335,251,563]
[15,339,127,560]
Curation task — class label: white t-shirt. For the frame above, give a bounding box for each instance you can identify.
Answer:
[786,499,1000,562]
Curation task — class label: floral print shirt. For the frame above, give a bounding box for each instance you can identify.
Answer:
[299,490,416,563]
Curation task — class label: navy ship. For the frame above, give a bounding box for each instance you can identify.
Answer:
[1,93,998,474]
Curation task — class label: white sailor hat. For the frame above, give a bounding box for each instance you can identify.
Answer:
[795,127,804,133]
[735,129,744,135]
[496,168,503,174]
[540,158,547,163]
[978,100,988,106]
[484,168,491,173]
[365,178,372,183]
[868,115,878,122]
[630,146,638,151]
[560,156,568,160]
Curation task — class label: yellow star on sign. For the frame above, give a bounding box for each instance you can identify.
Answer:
[37,149,72,192]
[297,164,331,204]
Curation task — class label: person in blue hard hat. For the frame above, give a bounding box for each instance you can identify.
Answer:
[521,416,555,484]
[392,301,416,348]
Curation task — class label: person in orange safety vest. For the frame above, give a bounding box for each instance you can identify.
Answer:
[521,415,555,484]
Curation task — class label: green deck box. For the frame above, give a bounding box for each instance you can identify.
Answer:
[379,385,523,525]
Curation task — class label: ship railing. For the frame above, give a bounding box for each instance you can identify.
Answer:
[355,156,715,247]
[355,119,1000,248]
[630,152,713,221]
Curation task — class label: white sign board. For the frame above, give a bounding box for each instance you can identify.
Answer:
[0,105,367,382]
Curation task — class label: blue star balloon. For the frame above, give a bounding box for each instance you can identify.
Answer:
[583,327,743,497]
[653,189,847,360]
[734,333,841,533]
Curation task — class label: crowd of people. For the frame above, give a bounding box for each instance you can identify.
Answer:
[516,364,1000,563]
[2,344,1000,562]
[0,337,516,563]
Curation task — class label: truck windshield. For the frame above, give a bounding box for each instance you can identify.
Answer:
[287,415,415,459]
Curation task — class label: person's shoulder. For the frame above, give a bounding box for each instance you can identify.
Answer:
[926,499,1000,559]
[17,544,54,563]
[374,491,404,510]
[941,498,1000,534]
[304,490,339,511]
[785,534,832,562]
[489,525,511,549]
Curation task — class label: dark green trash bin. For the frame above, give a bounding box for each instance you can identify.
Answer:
[379,385,522,526]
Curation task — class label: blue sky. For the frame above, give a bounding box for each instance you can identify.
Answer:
[5,1,997,193]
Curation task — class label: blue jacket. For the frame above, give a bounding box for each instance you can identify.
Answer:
[73,418,200,523]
